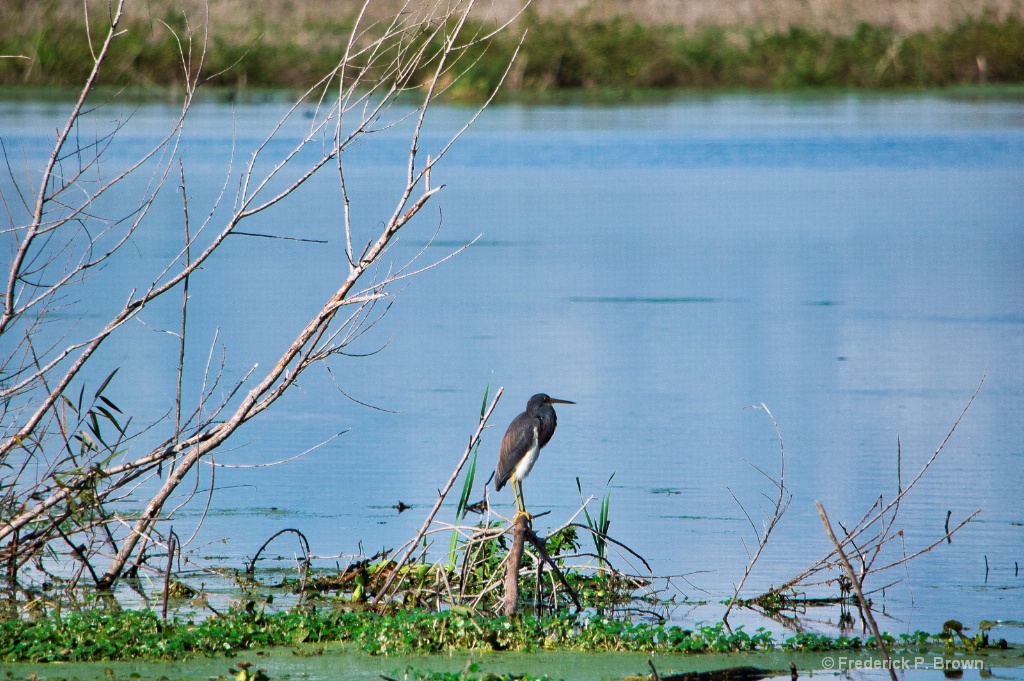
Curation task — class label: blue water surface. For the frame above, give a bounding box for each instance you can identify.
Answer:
[2,92,1022,640]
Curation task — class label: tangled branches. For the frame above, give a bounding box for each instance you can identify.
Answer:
[1,0,524,610]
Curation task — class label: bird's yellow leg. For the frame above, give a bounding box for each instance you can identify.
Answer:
[510,472,523,512]
[512,475,531,522]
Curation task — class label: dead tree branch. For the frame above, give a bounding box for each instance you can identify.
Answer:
[1,0,525,599]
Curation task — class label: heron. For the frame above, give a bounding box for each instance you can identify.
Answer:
[495,393,575,519]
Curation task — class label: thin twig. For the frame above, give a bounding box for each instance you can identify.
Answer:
[775,375,984,593]
[723,403,792,623]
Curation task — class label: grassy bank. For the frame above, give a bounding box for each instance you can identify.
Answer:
[1,6,1023,97]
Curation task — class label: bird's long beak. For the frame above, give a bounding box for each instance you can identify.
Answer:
[545,397,575,405]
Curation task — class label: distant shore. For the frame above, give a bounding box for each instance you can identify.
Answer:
[10,0,1024,34]
[2,1,1023,96]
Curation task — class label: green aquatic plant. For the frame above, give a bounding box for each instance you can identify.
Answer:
[448,386,489,570]
[577,475,614,567]
[936,619,1008,651]
[0,606,808,661]
[782,631,864,652]
[2,605,1011,664]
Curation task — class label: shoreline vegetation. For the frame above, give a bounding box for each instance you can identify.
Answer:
[1,3,1023,98]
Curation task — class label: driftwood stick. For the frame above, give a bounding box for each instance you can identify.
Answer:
[503,513,529,615]
[502,516,584,615]
[816,501,897,681]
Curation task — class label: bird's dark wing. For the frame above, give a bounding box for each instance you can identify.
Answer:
[495,412,536,491]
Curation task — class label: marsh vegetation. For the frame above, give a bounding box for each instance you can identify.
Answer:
[2,2,1023,95]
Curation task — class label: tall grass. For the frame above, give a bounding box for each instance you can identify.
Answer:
[447,386,488,570]
[2,6,1023,94]
[577,474,613,566]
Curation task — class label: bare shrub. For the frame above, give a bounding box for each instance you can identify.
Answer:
[1,0,522,606]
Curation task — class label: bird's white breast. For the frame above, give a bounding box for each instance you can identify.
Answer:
[514,427,541,481]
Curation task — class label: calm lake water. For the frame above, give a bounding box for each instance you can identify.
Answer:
[2,92,1023,647]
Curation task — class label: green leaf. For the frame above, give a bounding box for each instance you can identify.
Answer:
[99,395,123,414]
[479,383,490,418]
[95,406,125,435]
[455,445,478,521]
[61,394,79,414]
[95,368,119,399]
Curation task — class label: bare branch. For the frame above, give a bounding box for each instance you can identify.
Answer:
[2,0,526,596]
[722,403,792,623]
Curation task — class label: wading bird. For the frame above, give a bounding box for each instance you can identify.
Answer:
[495,393,575,519]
